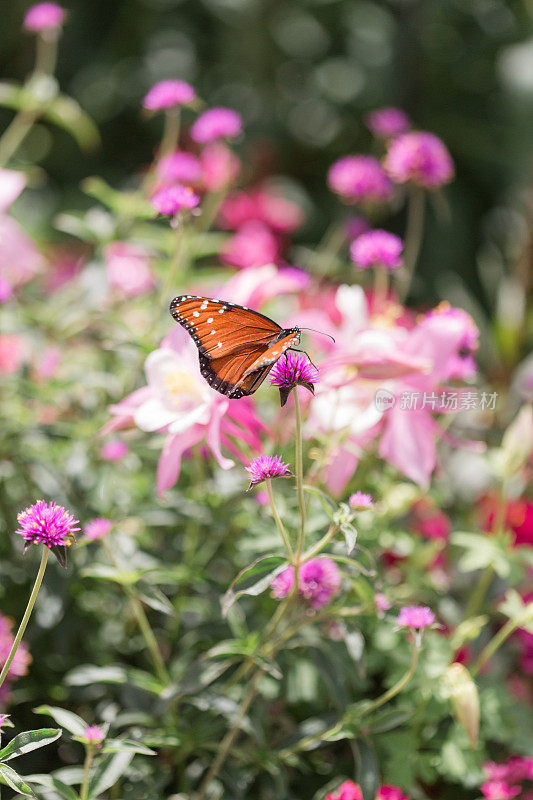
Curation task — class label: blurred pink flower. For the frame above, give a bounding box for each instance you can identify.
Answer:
[480,781,521,800]
[0,614,31,702]
[82,724,105,746]
[0,171,44,292]
[271,566,295,599]
[410,500,451,541]
[326,781,363,800]
[384,131,454,189]
[420,302,479,380]
[44,249,83,293]
[397,605,435,629]
[366,107,410,139]
[345,216,370,242]
[157,151,202,185]
[299,557,341,609]
[328,155,392,204]
[0,334,26,374]
[375,593,391,612]
[84,519,113,541]
[34,346,61,381]
[104,242,154,298]
[100,440,128,461]
[351,229,403,270]
[24,2,66,32]
[222,264,310,308]
[246,454,292,488]
[219,188,304,233]
[106,325,266,494]
[377,787,410,800]
[199,142,240,192]
[349,491,374,509]
[0,278,13,303]
[221,221,280,269]
[151,184,200,216]
[0,170,26,212]
[143,80,195,111]
[191,107,242,143]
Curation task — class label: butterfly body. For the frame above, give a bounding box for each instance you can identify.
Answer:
[169,295,301,398]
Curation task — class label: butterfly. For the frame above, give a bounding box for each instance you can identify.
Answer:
[169,295,302,399]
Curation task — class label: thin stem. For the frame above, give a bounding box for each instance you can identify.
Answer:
[195,188,226,234]
[293,388,306,565]
[471,618,518,678]
[79,745,95,800]
[362,639,419,715]
[303,523,337,561]
[463,565,494,621]
[102,541,169,685]
[160,109,180,157]
[400,186,425,301]
[372,266,389,313]
[0,547,49,693]
[0,111,38,169]
[34,32,59,76]
[266,479,293,559]
[160,221,185,306]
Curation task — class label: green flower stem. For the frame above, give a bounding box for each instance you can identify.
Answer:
[303,522,337,561]
[293,388,306,566]
[34,31,59,77]
[471,612,532,677]
[463,565,494,621]
[0,111,39,169]
[0,546,49,693]
[160,220,186,306]
[103,541,169,685]
[195,188,226,233]
[373,266,389,312]
[400,186,425,301]
[79,744,96,800]
[266,478,293,559]
[160,109,180,157]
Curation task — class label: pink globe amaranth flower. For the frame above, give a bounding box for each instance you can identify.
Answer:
[420,302,479,380]
[84,518,113,541]
[104,242,155,299]
[349,491,374,509]
[100,439,128,461]
[377,787,410,800]
[0,614,31,699]
[271,566,295,599]
[199,142,240,192]
[351,229,403,270]
[366,107,411,139]
[82,724,105,746]
[484,757,533,785]
[328,155,392,204]
[384,131,454,189]
[375,593,391,612]
[143,80,195,111]
[269,351,318,407]
[326,781,363,800]
[246,454,292,489]
[191,107,242,143]
[397,605,435,630]
[15,500,79,566]
[157,151,202,185]
[0,334,26,374]
[23,2,66,32]
[219,188,304,234]
[481,780,521,800]
[221,221,280,269]
[298,557,341,609]
[151,184,200,216]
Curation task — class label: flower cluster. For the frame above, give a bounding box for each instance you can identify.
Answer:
[325,781,410,800]
[481,757,533,800]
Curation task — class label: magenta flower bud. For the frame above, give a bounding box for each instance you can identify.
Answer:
[271,566,295,599]
[245,454,293,489]
[191,107,242,143]
[142,80,195,111]
[81,724,105,747]
[24,2,66,32]
[269,351,318,407]
[396,605,435,630]
[151,184,200,216]
[327,155,392,204]
[298,557,342,610]
[384,131,454,189]
[366,107,410,139]
[100,440,128,461]
[349,491,374,510]
[15,500,79,567]
[157,151,202,184]
[351,229,403,271]
[84,518,113,541]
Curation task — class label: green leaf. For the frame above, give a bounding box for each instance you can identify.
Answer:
[499,589,533,633]
[101,739,156,756]
[303,485,336,518]
[341,522,358,554]
[0,763,36,797]
[81,564,141,585]
[355,739,380,800]
[137,586,175,617]
[88,752,133,798]
[65,664,165,695]
[0,728,62,762]
[221,554,287,617]
[43,94,100,151]
[34,706,86,737]
[452,531,513,577]
[25,773,79,800]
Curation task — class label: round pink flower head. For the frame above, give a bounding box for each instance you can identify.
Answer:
[157,151,202,185]
[377,787,411,800]
[375,593,391,613]
[298,557,342,610]
[245,454,293,489]
[191,107,243,143]
[100,440,128,461]
[397,605,435,630]
[351,229,403,271]
[422,302,479,380]
[269,352,319,407]
[143,80,195,111]
[384,131,454,189]
[81,724,105,747]
[366,107,411,139]
[327,155,392,204]
[349,491,374,510]
[24,2,66,32]
[151,184,200,216]
[271,566,295,599]
[480,780,521,800]
[326,780,363,800]
[15,500,79,567]
[84,518,113,541]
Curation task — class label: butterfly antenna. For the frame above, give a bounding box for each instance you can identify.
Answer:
[299,327,336,343]
[289,348,319,372]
